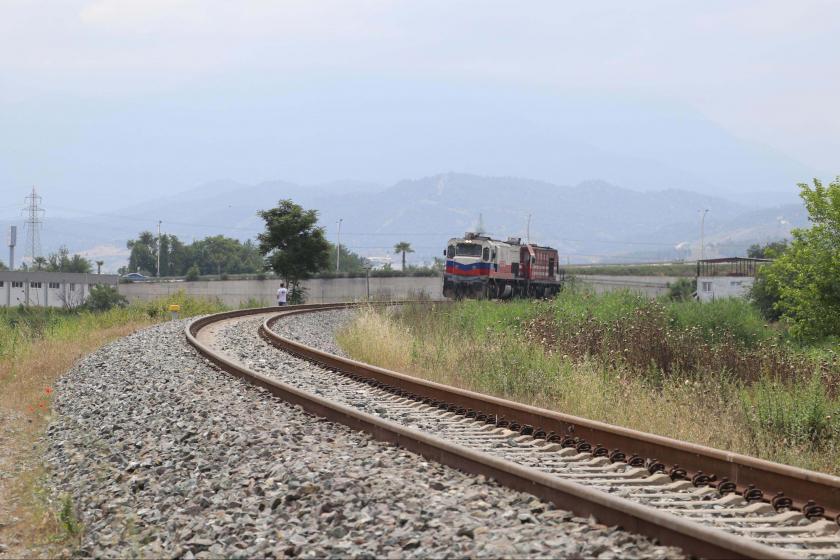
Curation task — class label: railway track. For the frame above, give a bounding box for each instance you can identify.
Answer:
[187,303,840,559]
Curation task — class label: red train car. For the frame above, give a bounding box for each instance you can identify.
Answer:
[443,233,564,299]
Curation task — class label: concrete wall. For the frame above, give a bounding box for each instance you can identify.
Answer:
[697,276,754,303]
[119,276,444,307]
[572,274,680,297]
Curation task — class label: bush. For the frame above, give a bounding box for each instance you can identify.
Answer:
[185,265,200,281]
[741,375,839,446]
[665,297,772,346]
[666,278,696,301]
[289,284,307,304]
[750,271,783,321]
[84,285,128,312]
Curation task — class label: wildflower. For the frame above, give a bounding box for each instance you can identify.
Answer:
[38,402,46,410]
[45,386,53,395]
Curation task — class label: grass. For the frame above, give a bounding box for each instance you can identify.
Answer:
[566,262,697,277]
[337,291,840,475]
[0,292,227,557]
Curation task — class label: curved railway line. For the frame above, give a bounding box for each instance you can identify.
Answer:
[187,303,840,559]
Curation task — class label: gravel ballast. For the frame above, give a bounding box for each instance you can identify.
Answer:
[45,314,682,558]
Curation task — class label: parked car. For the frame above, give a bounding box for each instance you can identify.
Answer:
[121,272,149,282]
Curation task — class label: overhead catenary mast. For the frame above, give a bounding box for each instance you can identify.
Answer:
[22,186,45,267]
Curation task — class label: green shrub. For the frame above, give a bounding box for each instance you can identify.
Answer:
[666,278,696,301]
[185,265,200,281]
[741,375,839,446]
[84,285,128,312]
[665,297,772,346]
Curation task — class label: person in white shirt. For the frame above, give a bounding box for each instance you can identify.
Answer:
[277,282,288,306]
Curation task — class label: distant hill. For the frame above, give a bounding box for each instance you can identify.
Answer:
[0,173,808,272]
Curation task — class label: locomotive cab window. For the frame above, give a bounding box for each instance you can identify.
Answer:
[447,245,455,258]
[456,243,482,257]
[482,247,490,261]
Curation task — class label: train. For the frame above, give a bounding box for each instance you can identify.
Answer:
[442,232,564,299]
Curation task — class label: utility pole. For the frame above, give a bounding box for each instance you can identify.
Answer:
[7,226,16,270]
[23,186,44,267]
[526,213,531,244]
[336,218,343,273]
[699,209,709,261]
[156,220,162,277]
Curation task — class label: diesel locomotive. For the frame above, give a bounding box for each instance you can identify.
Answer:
[443,232,564,299]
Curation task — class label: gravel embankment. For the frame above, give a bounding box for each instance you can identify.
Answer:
[45,315,682,559]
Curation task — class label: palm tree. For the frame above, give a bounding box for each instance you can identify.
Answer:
[393,241,414,271]
[33,256,47,270]
[95,260,104,274]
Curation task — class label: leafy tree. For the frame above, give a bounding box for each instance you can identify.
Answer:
[761,178,840,339]
[127,231,157,274]
[747,240,788,259]
[46,246,93,273]
[257,200,329,297]
[32,256,48,270]
[748,241,789,321]
[158,234,170,276]
[0,260,7,271]
[325,243,368,273]
[393,241,414,271]
[124,231,264,277]
[202,235,238,276]
[84,285,128,312]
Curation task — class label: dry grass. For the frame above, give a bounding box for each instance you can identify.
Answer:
[0,320,153,558]
[337,305,840,475]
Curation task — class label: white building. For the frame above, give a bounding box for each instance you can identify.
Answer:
[696,257,770,303]
[0,271,119,308]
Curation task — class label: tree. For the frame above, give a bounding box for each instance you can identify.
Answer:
[747,240,788,259]
[202,235,238,277]
[127,231,157,274]
[393,241,414,271]
[95,260,104,274]
[45,246,93,273]
[33,256,47,270]
[748,241,789,321]
[0,260,7,271]
[325,243,367,273]
[257,200,329,298]
[158,234,170,276]
[761,177,840,339]
[124,231,265,277]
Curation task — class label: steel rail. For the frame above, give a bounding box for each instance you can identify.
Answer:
[187,303,791,559]
[260,303,840,527]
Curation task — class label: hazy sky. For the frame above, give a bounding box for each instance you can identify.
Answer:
[1,0,838,212]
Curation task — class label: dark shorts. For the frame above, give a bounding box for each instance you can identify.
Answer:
[278,301,287,306]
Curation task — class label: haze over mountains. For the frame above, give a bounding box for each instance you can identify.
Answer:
[2,84,820,214]
[1,173,806,273]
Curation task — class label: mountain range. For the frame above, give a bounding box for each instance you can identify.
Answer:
[0,173,807,272]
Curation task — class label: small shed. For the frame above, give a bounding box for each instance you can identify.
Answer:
[695,257,771,303]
